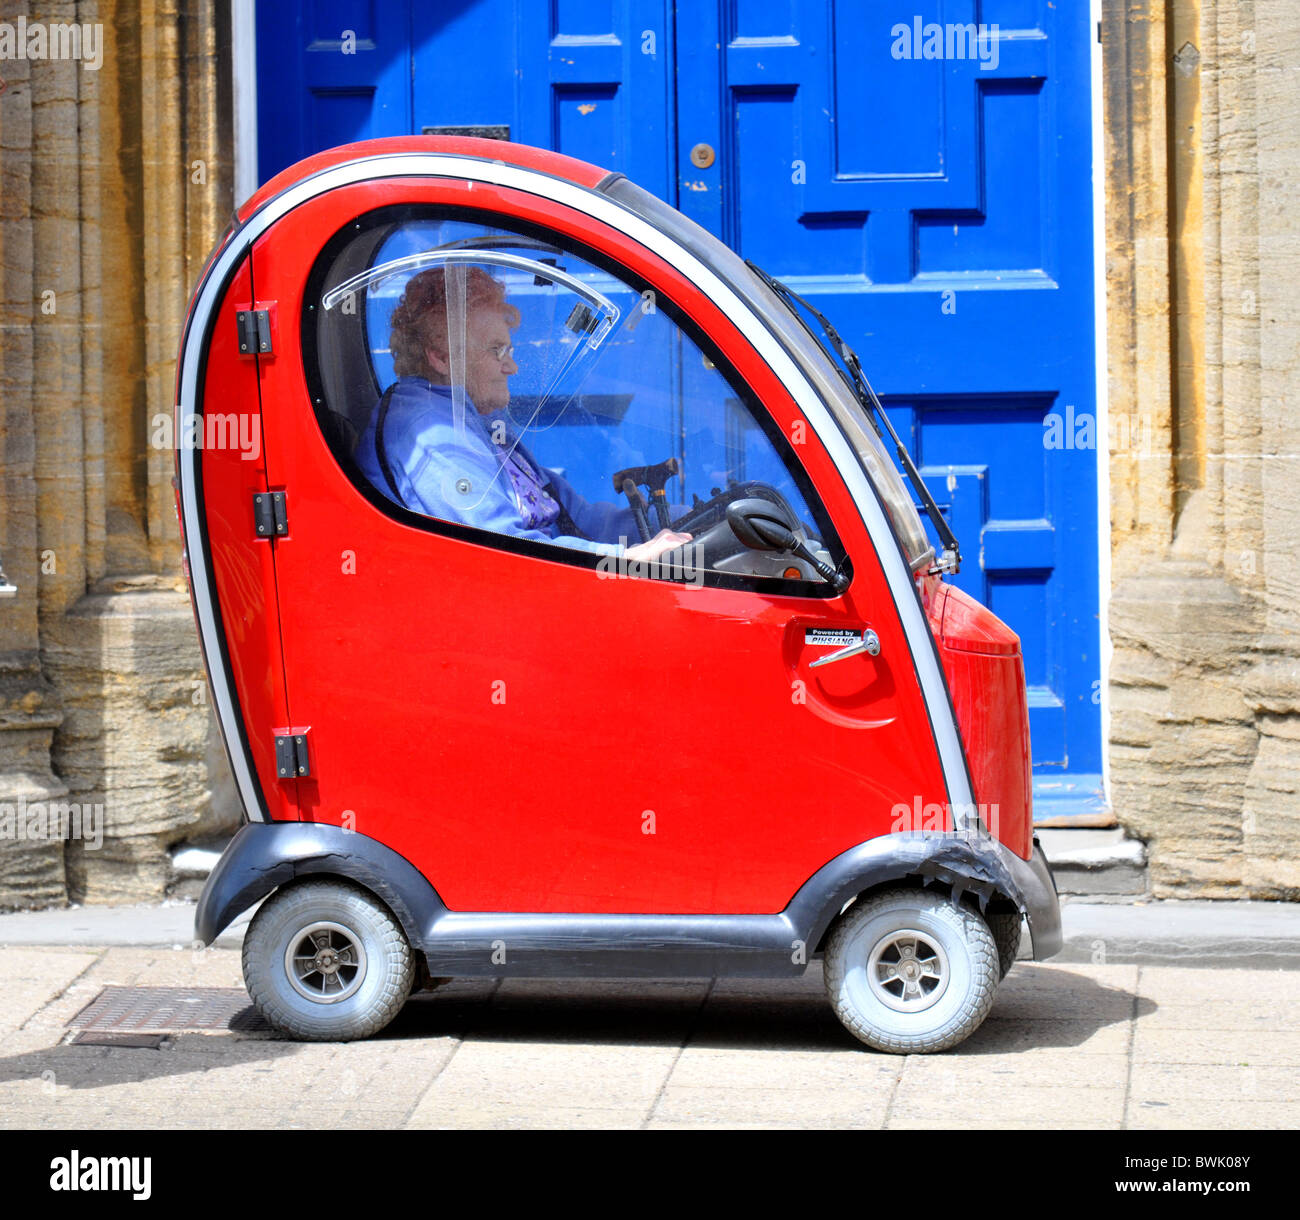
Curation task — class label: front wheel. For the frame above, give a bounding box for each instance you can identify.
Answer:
[242,879,415,1041]
[823,886,1000,1054]
[988,910,1024,980]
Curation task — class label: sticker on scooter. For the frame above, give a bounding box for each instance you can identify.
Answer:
[805,628,862,647]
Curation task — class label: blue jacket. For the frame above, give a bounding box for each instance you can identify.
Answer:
[355,378,642,555]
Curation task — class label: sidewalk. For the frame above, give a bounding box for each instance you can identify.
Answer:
[3,897,1298,966]
[0,898,1297,1129]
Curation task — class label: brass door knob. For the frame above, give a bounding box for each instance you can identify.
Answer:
[689,143,716,169]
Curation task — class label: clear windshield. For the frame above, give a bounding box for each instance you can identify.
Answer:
[324,244,621,518]
[599,177,934,569]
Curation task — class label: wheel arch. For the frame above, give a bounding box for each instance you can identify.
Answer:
[789,832,1038,958]
[196,822,447,950]
[811,877,1024,954]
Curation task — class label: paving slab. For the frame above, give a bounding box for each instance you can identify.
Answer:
[970,1017,1134,1055]
[0,949,99,1036]
[407,1039,679,1116]
[649,1082,891,1127]
[0,900,249,948]
[889,1080,1129,1126]
[1057,901,1300,968]
[413,1103,646,1129]
[1128,1062,1300,1104]
[1125,1099,1300,1130]
[1131,1026,1300,1068]
[901,1047,1131,1088]
[667,1046,900,1091]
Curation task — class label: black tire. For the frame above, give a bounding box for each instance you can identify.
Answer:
[242,879,415,1041]
[823,886,1000,1054]
[988,910,1023,980]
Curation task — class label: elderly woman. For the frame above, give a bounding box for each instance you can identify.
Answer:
[355,265,689,562]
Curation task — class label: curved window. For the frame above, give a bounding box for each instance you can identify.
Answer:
[601,176,934,569]
[302,206,846,594]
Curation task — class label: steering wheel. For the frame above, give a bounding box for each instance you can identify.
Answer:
[669,479,802,539]
[611,460,823,578]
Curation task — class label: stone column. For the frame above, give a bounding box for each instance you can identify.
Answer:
[0,17,70,906]
[1104,0,1299,896]
[1240,0,1300,895]
[1,0,240,909]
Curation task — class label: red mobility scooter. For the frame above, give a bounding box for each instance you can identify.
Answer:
[179,137,1061,1053]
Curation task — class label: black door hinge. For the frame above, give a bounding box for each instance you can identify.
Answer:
[275,731,312,779]
[252,490,288,538]
[236,308,273,355]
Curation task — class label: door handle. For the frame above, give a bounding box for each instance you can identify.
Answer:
[809,629,880,668]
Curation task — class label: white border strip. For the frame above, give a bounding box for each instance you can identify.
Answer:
[178,153,975,824]
[1090,0,1112,810]
[232,0,259,207]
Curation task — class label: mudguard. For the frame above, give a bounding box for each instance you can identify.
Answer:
[195,821,446,949]
[197,823,1062,971]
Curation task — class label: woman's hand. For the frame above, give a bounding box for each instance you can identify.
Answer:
[624,529,693,562]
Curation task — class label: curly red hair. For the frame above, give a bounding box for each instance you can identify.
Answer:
[389,264,520,381]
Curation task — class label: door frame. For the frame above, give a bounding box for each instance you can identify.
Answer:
[232,0,258,209]
[1089,0,1113,819]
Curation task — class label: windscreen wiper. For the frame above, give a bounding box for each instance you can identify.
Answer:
[745,261,961,573]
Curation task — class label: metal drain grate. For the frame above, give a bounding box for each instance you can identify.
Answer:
[70,1032,167,1049]
[67,987,270,1033]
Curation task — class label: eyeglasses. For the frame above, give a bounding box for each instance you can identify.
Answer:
[487,342,514,363]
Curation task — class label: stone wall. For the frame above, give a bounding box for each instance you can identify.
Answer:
[0,0,239,908]
[0,1,1296,906]
[1104,0,1300,896]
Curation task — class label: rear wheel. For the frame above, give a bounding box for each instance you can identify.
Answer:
[242,879,415,1041]
[823,886,1000,1054]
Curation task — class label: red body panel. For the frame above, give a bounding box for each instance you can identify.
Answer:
[243,175,954,913]
[196,259,300,820]
[924,578,1033,859]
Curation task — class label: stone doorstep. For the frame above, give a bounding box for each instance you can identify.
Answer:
[1037,827,1150,898]
[170,845,224,880]
[166,840,230,903]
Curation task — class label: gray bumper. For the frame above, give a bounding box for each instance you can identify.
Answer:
[1005,836,1063,960]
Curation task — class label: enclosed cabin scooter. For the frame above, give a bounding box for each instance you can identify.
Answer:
[178,137,1061,1053]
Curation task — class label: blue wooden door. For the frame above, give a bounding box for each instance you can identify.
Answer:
[256,0,412,182]
[660,0,1103,821]
[258,0,674,198]
[256,0,1104,821]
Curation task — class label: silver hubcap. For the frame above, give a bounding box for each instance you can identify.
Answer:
[866,928,950,1013]
[285,921,368,1004]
